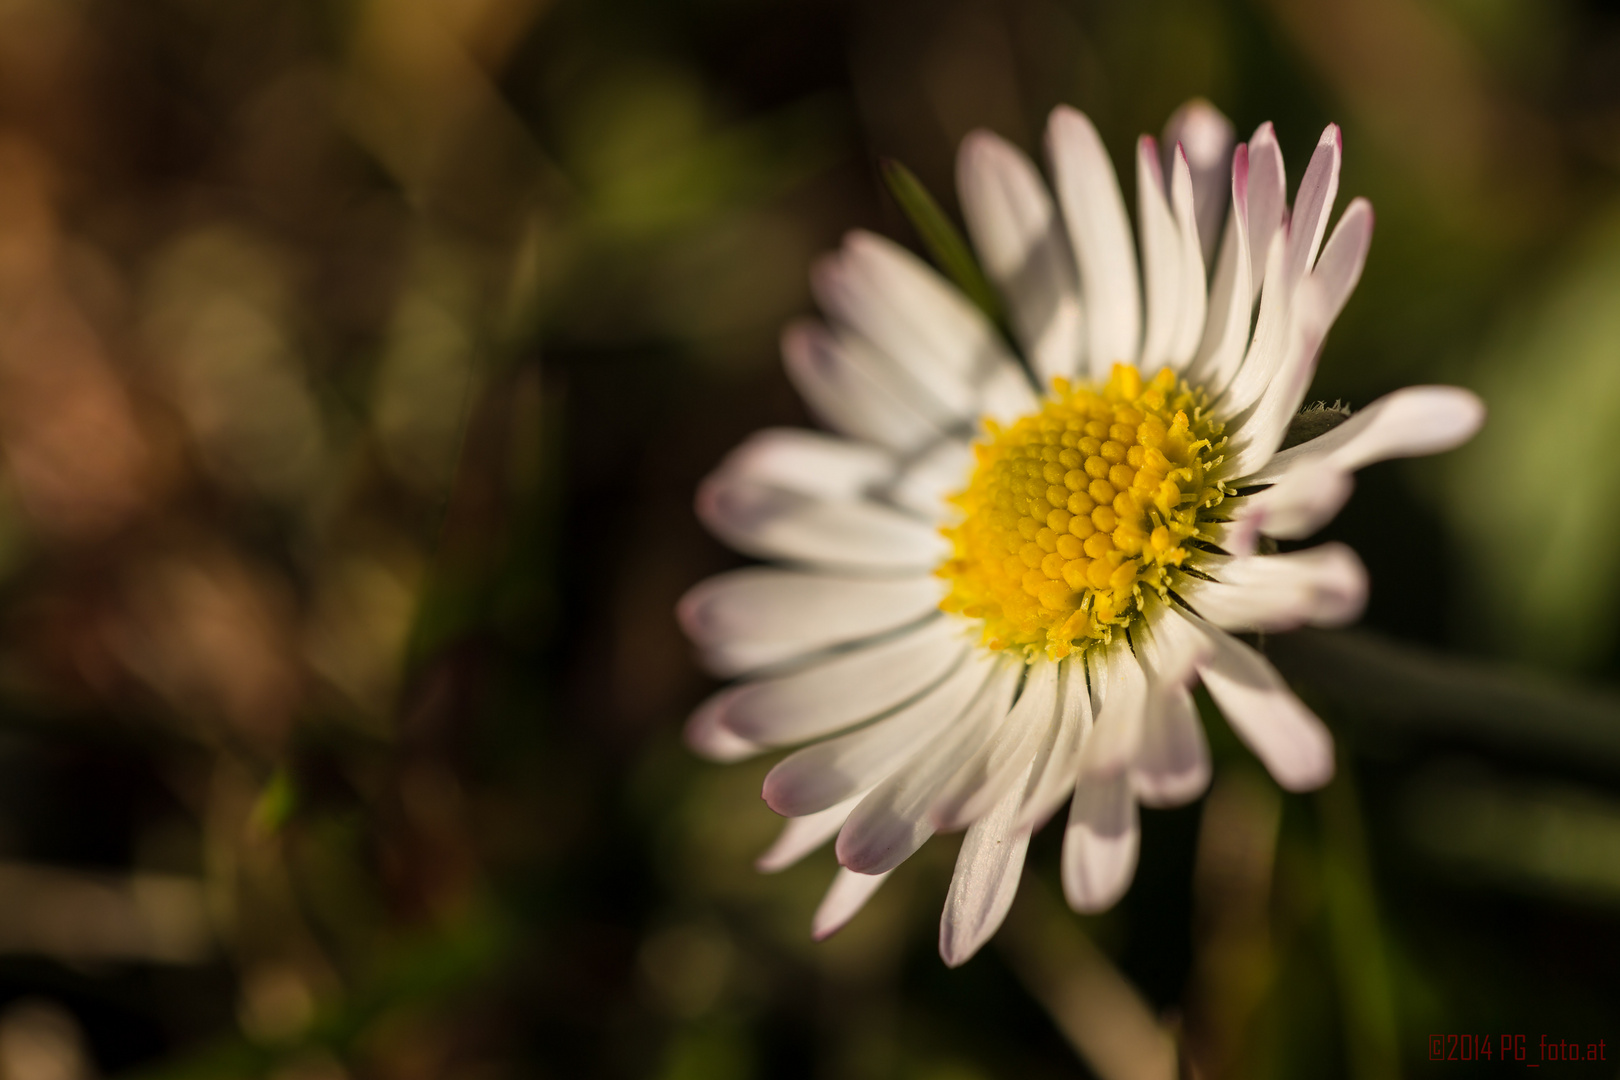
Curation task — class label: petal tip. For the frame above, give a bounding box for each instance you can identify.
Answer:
[960,127,1012,161]
[684,693,762,763]
[938,931,980,968]
[1278,746,1335,793]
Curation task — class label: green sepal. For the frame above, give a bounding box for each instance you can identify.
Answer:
[880,158,1004,325]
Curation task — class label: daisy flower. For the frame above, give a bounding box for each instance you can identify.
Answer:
[678,101,1484,966]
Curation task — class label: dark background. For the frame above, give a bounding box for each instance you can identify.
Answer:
[0,0,1611,1077]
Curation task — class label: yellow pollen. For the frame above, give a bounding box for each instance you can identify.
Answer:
[937,364,1228,660]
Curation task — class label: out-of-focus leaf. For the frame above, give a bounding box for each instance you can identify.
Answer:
[129,905,511,1079]
[1317,771,1401,1080]
[250,769,298,837]
[1404,762,1620,904]
[1268,630,1620,768]
[1441,203,1620,668]
[583,93,842,238]
[997,879,1178,1080]
[657,1018,753,1080]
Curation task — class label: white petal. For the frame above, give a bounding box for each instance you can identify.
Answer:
[1061,773,1139,913]
[1223,459,1355,554]
[813,231,1035,425]
[887,437,974,519]
[1162,99,1234,265]
[1221,275,1338,480]
[1173,606,1335,791]
[1282,125,1342,284]
[1214,122,1294,417]
[1180,544,1368,632]
[1047,106,1141,375]
[812,867,891,940]
[782,320,949,452]
[1245,384,1487,485]
[1132,680,1209,809]
[939,764,1034,967]
[762,651,995,816]
[1309,197,1373,329]
[1223,199,1374,476]
[1189,144,1253,394]
[756,792,865,872]
[1136,135,1181,373]
[679,568,943,677]
[1017,653,1094,830]
[1135,594,1212,685]
[1240,122,1337,403]
[978,357,1044,428]
[685,693,766,763]
[715,617,968,746]
[1220,228,1290,418]
[1243,123,1286,306]
[1228,384,1485,548]
[696,472,947,572]
[1079,636,1148,778]
[711,427,893,501]
[930,654,1061,830]
[1166,145,1209,369]
[958,130,1085,387]
[836,659,1019,874]
[1129,609,1213,807]
[1221,126,1347,434]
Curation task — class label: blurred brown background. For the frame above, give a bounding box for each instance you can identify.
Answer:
[0,0,1611,1077]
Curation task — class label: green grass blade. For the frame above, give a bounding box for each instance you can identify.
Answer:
[880,158,1004,324]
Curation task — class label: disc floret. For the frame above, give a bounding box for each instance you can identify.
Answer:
[938,364,1228,659]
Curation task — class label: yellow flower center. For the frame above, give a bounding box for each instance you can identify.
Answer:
[937,363,1228,660]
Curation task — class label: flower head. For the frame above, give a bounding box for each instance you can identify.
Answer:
[679,102,1484,966]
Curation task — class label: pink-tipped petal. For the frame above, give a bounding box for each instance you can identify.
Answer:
[685,692,766,763]
[1284,124,1342,282]
[1163,99,1235,264]
[836,660,1019,874]
[756,793,866,873]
